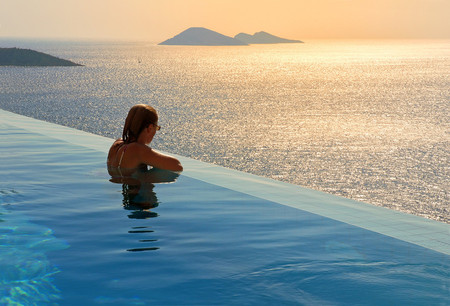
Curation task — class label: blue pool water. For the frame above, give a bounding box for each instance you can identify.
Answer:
[1,112,449,305]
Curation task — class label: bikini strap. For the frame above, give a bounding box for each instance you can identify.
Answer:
[118,144,128,168]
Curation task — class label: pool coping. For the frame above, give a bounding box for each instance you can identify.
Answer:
[1,109,448,255]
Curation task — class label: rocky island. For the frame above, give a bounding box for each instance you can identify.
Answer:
[234,31,303,44]
[159,27,247,46]
[0,48,82,66]
[159,27,303,46]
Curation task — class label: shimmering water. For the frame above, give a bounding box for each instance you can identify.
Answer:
[0,39,449,222]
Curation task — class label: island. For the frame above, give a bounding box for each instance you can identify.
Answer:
[159,27,248,46]
[0,48,82,66]
[159,28,303,46]
[234,31,303,44]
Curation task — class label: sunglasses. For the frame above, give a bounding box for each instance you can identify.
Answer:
[150,122,161,131]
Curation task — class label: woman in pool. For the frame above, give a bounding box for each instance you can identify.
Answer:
[107,104,183,173]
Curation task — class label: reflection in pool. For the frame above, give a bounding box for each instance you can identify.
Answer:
[108,166,180,251]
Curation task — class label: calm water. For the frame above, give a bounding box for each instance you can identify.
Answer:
[0,39,449,223]
[2,123,449,305]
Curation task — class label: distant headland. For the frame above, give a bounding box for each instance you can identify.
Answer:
[159,27,303,46]
[0,48,82,66]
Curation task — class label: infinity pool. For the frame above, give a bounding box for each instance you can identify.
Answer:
[1,110,449,305]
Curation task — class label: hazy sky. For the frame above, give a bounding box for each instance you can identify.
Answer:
[1,0,449,41]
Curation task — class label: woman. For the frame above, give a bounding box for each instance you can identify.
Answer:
[107,104,183,173]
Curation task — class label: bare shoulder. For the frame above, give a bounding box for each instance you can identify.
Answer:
[133,143,159,160]
[108,139,122,154]
[112,139,124,147]
[107,139,124,165]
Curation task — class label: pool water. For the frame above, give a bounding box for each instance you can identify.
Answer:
[1,112,449,305]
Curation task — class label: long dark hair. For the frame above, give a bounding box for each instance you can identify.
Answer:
[122,104,158,143]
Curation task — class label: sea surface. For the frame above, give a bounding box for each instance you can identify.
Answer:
[0,39,448,223]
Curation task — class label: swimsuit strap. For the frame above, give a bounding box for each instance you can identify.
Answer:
[118,144,128,168]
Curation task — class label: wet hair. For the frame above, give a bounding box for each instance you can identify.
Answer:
[122,104,158,143]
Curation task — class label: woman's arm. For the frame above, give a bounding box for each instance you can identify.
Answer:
[137,145,183,172]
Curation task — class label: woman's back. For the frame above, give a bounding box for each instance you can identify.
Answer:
[107,138,183,172]
[108,140,141,169]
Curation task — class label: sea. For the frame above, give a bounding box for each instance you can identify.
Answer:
[0,38,448,223]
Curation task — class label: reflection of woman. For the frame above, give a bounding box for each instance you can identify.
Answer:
[110,167,180,219]
[114,167,180,211]
[107,104,183,173]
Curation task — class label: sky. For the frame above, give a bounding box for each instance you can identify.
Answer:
[1,0,449,41]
